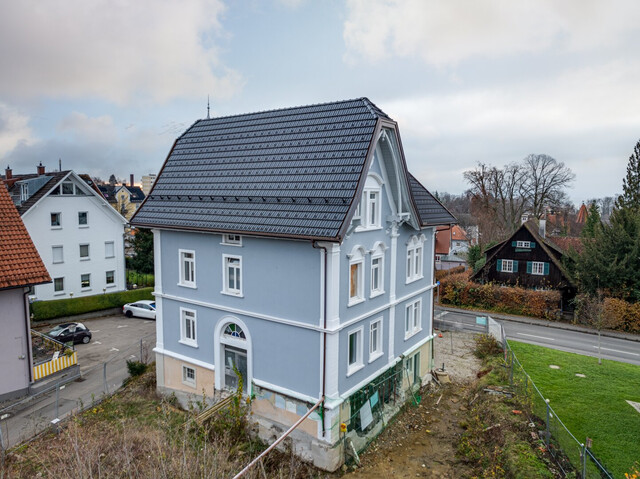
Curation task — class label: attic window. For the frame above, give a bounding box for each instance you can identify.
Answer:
[516,241,531,248]
[20,183,28,202]
[222,234,242,246]
[62,182,74,195]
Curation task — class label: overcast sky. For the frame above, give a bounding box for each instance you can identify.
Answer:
[2,0,640,205]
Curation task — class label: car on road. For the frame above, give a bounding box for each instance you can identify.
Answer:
[123,300,156,319]
[47,322,92,344]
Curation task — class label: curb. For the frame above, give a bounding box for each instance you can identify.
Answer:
[435,305,640,343]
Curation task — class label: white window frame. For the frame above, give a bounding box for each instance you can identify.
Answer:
[347,246,365,306]
[50,212,61,228]
[78,211,88,227]
[80,273,91,290]
[347,326,364,376]
[61,181,75,195]
[370,242,386,298]
[52,245,64,264]
[179,308,197,347]
[79,243,90,260]
[182,365,196,388]
[516,240,531,248]
[358,175,383,230]
[531,261,545,275]
[406,235,425,283]
[20,183,28,202]
[221,234,242,246]
[405,299,422,339]
[105,270,115,286]
[178,249,196,288]
[53,277,64,295]
[369,318,383,363]
[501,259,514,273]
[222,254,243,296]
[105,241,115,258]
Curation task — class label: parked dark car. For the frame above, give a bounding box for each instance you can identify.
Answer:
[47,322,92,344]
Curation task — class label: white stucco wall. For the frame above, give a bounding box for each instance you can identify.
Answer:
[23,187,126,301]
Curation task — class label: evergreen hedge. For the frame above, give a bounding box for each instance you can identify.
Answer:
[31,288,154,321]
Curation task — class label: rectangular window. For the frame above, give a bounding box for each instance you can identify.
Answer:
[370,255,384,297]
[105,241,115,258]
[516,241,531,248]
[406,239,424,283]
[349,261,364,304]
[78,211,88,226]
[54,277,64,293]
[179,250,196,287]
[501,259,514,273]
[406,352,421,384]
[531,261,545,275]
[222,234,242,246]
[180,309,197,346]
[20,183,28,202]
[61,182,74,195]
[369,318,383,361]
[223,255,242,295]
[52,246,63,264]
[105,270,115,285]
[79,243,90,259]
[368,191,379,226]
[405,299,422,339]
[81,273,91,289]
[347,327,364,375]
[182,365,196,388]
[50,212,61,227]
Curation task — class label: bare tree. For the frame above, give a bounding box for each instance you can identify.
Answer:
[522,154,575,219]
[573,290,614,365]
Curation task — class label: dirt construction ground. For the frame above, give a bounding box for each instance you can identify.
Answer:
[345,331,482,478]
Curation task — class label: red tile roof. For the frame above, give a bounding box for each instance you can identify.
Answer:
[0,185,51,289]
[547,236,584,254]
[451,225,469,241]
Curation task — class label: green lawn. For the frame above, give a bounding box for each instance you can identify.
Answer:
[509,341,640,478]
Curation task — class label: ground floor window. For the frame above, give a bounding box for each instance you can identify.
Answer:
[406,351,421,384]
[182,365,196,388]
[224,345,247,391]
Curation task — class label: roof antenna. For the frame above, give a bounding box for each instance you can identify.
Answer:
[59,158,62,171]
[207,95,210,119]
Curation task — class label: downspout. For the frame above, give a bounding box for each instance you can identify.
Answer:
[312,240,328,437]
[23,288,33,385]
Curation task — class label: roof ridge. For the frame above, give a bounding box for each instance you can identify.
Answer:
[198,97,382,123]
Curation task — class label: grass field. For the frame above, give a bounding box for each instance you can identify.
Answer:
[509,341,640,478]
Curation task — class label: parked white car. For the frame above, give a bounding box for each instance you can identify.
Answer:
[122,300,156,319]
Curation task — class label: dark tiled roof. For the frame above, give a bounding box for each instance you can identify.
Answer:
[7,171,70,215]
[97,185,116,201]
[126,186,145,202]
[408,174,457,226]
[132,98,388,239]
[0,185,51,290]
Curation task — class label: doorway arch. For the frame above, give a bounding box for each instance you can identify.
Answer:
[214,316,252,394]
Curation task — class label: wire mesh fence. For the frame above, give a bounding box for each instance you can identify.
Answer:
[0,333,154,453]
[504,341,614,479]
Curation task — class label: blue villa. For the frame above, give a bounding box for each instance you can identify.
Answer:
[130,98,456,470]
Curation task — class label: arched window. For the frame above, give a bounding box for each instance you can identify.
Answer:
[406,235,426,283]
[224,323,246,339]
[370,241,386,297]
[347,246,366,306]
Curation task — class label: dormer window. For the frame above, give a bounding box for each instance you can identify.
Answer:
[20,183,28,202]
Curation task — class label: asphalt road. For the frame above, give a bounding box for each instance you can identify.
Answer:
[0,314,155,449]
[434,307,640,366]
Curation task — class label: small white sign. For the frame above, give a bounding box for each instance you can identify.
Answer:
[360,401,373,430]
[52,351,60,360]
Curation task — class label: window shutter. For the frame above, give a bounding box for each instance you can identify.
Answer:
[530,242,536,248]
[513,261,518,273]
[511,241,517,247]
[544,262,549,275]
[526,261,532,274]
[496,259,502,272]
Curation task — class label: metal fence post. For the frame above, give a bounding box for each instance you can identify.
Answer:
[103,362,108,394]
[55,383,60,419]
[509,352,514,388]
[140,339,143,362]
[581,442,587,478]
[545,399,551,446]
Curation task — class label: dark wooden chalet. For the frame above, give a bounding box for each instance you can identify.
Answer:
[472,220,577,311]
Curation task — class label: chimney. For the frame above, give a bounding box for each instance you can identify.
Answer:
[130,174,134,187]
[37,162,45,175]
[5,166,12,180]
[539,219,546,239]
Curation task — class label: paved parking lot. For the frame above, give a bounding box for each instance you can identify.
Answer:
[36,313,156,372]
